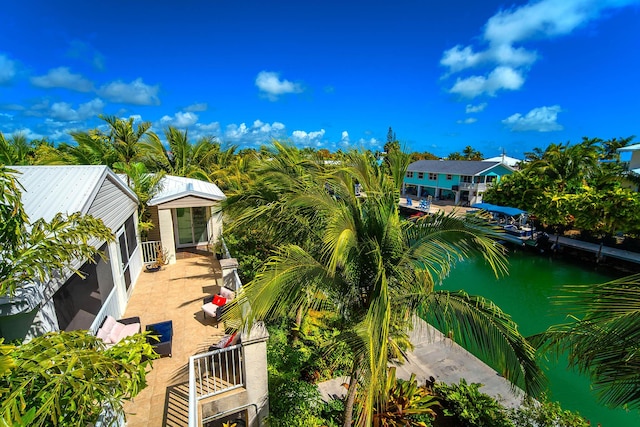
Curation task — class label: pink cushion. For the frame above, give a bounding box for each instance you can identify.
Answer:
[108,322,125,343]
[102,315,117,334]
[108,322,140,343]
[219,287,235,300]
[96,327,112,344]
[212,295,227,306]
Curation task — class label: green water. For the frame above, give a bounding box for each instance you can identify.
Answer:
[438,249,639,427]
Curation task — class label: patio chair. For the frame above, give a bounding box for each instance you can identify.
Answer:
[146,320,173,357]
[202,286,236,327]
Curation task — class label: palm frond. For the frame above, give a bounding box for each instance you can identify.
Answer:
[424,290,545,396]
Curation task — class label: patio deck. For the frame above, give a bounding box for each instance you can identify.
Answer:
[122,250,227,427]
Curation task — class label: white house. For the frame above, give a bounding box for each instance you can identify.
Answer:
[145,175,226,264]
[0,165,142,341]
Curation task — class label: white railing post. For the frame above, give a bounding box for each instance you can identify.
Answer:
[189,355,198,427]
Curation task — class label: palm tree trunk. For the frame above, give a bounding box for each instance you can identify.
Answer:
[343,355,362,427]
[292,305,303,343]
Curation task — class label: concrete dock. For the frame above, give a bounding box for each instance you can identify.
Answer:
[318,319,524,408]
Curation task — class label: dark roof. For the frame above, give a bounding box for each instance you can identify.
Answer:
[407,160,504,175]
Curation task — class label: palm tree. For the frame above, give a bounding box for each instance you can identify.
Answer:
[100,114,155,169]
[224,146,544,426]
[142,126,218,180]
[0,132,37,165]
[112,161,164,235]
[534,274,640,410]
[41,129,119,166]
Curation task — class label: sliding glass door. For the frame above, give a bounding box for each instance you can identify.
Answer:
[175,207,209,247]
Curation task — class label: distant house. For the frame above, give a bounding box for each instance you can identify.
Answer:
[144,175,226,264]
[617,144,640,191]
[483,154,523,168]
[403,160,514,205]
[0,165,141,341]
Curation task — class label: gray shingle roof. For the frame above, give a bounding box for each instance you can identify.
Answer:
[407,160,502,175]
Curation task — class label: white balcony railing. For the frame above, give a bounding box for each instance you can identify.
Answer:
[189,345,245,427]
[141,240,161,265]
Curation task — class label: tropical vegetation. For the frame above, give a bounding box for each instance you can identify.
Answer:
[484,136,640,245]
[2,120,638,424]
[0,166,157,426]
[222,144,544,426]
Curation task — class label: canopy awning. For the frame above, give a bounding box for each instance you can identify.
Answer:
[471,203,526,217]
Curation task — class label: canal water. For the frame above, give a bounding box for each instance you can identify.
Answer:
[438,249,639,427]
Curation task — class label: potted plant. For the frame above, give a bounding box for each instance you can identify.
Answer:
[146,245,165,272]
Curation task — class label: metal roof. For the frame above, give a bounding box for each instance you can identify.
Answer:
[483,155,522,167]
[148,175,226,206]
[407,160,508,175]
[13,165,137,222]
[617,143,640,152]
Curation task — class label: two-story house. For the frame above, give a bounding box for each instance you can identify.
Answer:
[403,160,514,205]
[617,143,640,191]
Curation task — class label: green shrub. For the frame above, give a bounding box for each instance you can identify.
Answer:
[508,394,590,427]
[434,379,514,427]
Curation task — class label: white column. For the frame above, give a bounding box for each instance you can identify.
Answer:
[158,208,177,264]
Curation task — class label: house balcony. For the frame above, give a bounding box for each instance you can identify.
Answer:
[115,250,268,427]
[457,182,493,192]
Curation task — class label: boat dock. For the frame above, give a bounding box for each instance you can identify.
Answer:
[549,234,640,266]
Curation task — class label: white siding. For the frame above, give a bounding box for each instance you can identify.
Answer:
[157,195,217,209]
[88,176,138,231]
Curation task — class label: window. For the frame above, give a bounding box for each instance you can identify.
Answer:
[54,243,114,331]
[461,175,472,183]
[417,172,424,179]
[428,173,437,180]
[446,174,452,180]
[486,175,496,183]
[125,215,138,257]
[406,171,414,178]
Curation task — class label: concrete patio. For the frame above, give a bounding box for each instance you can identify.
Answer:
[122,250,227,427]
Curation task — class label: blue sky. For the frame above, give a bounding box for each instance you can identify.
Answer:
[1,0,638,158]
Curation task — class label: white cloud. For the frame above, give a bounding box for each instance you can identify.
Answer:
[49,98,105,121]
[98,78,160,105]
[502,105,563,132]
[31,67,93,92]
[0,54,17,84]
[457,118,478,124]
[450,66,524,98]
[356,137,381,149]
[196,121,221,132]
[466,103,487,113]
[223,120,287,146]
[160,111,199,127]
[185,102,208,112]
[340,131,350,146]
[291,129,326,147]
[441,44,537,76]
[255,71,303,101]
[441,0,636,96]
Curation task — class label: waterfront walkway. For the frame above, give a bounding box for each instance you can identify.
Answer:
[318,318,524,408]
[550,234,640,265]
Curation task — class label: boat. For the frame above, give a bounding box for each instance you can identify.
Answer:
[470,203,542,247]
